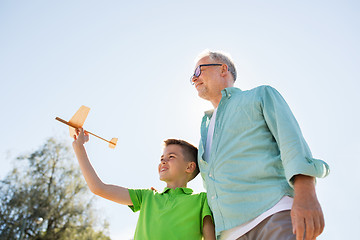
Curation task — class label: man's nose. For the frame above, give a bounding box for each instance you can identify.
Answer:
[191,76,198,85]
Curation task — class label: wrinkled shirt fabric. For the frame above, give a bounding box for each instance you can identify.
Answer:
[198,86,330,236]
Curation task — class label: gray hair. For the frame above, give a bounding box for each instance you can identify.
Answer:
[195,49,237,81]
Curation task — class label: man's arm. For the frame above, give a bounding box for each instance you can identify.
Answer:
[261,86,328,239]
[202,215,216,240]
[261,86,329,181]
[291,174,324,240]
[73,128,132,205]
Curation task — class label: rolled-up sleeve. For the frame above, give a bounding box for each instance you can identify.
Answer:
[261,86,330,186]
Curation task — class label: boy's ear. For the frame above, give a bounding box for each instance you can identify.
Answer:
[186,162,196,173]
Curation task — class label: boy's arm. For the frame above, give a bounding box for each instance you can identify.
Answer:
[72,128,132,205]
[203,215,216,240]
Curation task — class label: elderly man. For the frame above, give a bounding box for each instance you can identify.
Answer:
[190,50,329,240]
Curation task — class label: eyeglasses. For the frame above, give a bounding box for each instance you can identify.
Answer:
[190,64,223,85]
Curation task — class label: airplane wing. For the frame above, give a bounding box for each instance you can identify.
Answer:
[68,105,90,137]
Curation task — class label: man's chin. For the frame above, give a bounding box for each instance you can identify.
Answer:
[198,91,209,100]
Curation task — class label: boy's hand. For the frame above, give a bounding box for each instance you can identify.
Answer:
[73,128,89,146]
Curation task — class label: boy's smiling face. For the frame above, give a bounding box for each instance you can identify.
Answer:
[159,144,190,184]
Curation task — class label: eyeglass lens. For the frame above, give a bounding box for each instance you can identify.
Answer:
[194,66,201,77]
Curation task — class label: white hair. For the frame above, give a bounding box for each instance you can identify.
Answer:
[195,49,237,81]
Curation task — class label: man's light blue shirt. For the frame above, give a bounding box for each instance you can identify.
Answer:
[198,86,330,236]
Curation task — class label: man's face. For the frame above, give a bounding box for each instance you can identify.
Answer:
[158,145,189,182]
[192,56,226,101]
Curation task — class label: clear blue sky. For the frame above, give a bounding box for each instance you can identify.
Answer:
[1,1,359,239]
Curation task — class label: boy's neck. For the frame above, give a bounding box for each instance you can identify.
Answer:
[166,182,188,190]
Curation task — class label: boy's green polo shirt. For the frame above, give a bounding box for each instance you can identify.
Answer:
[128,187,212,240]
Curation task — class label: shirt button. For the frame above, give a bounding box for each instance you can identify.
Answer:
[211,196,215,200]
[209,174,212,177]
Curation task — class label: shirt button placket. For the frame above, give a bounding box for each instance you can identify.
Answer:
[208,173,216,200]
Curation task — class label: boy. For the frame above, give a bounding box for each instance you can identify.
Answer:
[72,128,215,240]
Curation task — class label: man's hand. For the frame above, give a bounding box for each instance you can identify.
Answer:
[291,175,324,240]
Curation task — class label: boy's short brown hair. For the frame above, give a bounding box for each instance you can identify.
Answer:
[163,139,199,181]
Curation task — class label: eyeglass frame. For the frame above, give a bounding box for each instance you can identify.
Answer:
[190,64,223,85]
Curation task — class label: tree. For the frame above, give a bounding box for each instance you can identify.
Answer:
[0,138,111,240]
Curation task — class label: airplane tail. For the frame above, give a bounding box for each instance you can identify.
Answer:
[109,138,118,149]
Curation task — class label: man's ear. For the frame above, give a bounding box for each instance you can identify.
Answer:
[186,162,196,174]
[220,64,229,76]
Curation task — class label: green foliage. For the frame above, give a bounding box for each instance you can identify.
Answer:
[0,138,111,240]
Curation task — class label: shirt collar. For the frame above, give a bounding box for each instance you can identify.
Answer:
[221,87,242,98]
[161,187,193,195]
[204,87,242,118]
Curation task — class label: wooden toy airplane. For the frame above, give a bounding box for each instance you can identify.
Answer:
[55,106,118,149]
